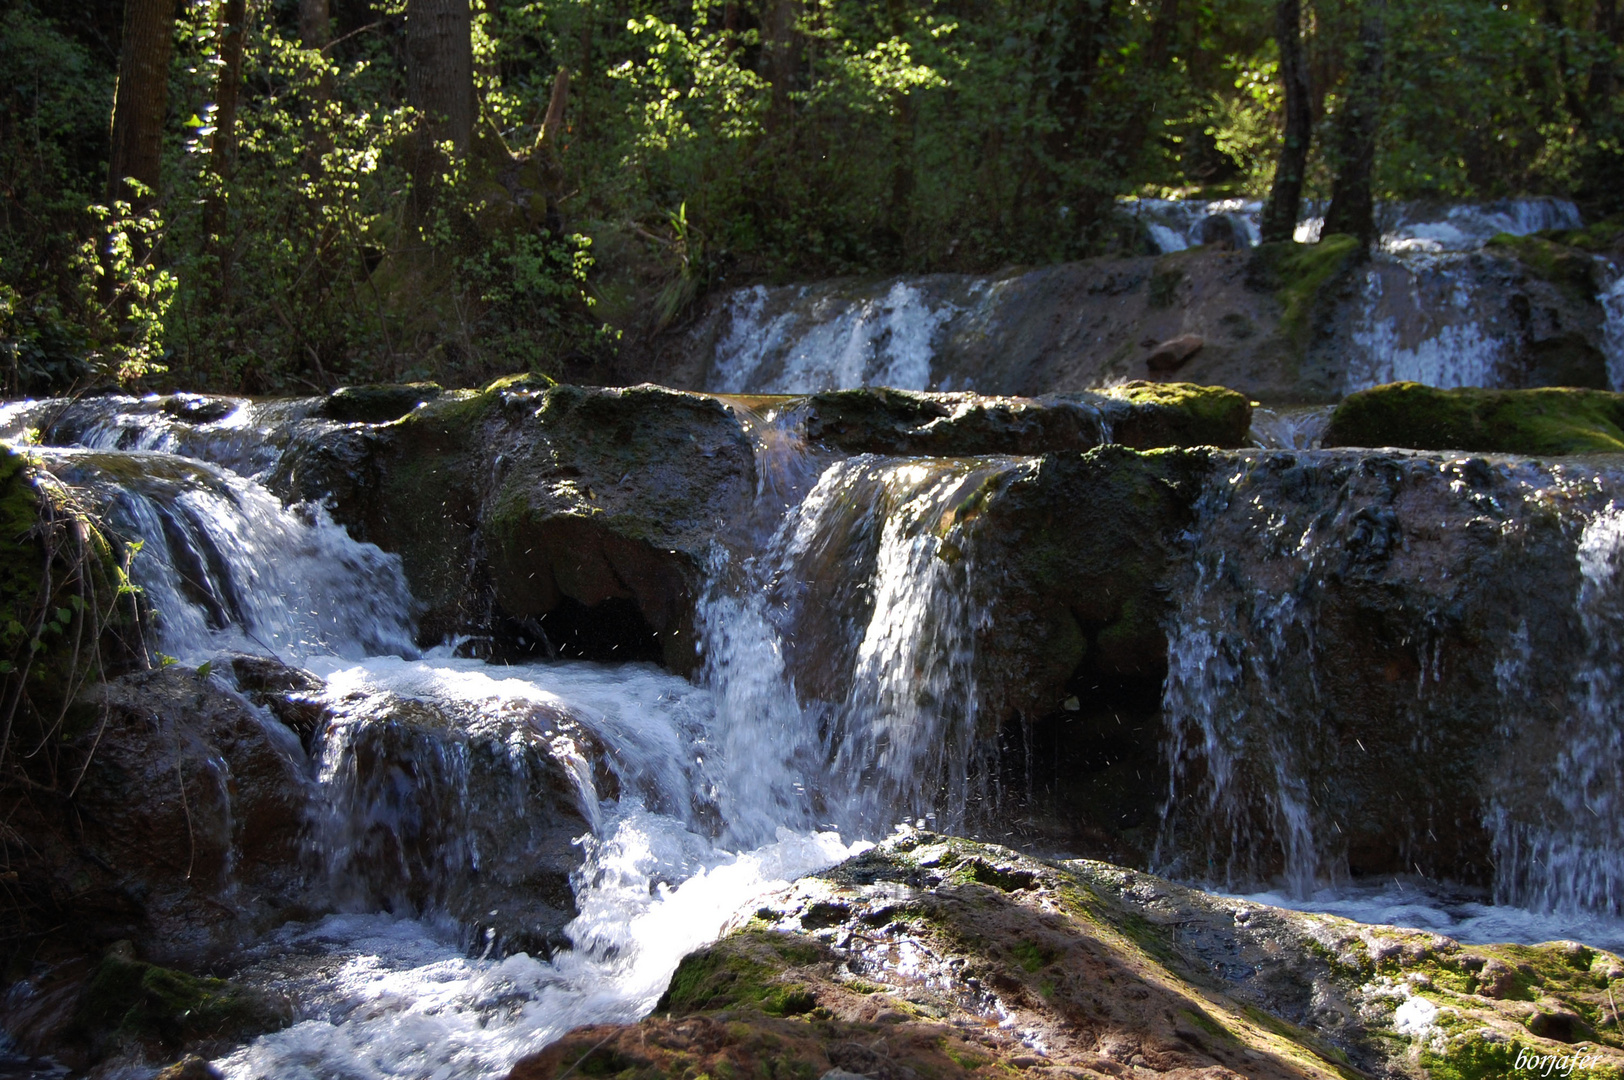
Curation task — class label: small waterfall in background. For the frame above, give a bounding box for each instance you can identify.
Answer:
[699,195,1620,398]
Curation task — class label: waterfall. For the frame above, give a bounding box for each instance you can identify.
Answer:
[708,281,958,394]
[1123,195,1581,255]
[40,447,417,662]
[1154,451,1624,905]
[697,452,1004,843]
[1490,506,1624,915]
[697,196,1601,397]
[8,395,1005,1080]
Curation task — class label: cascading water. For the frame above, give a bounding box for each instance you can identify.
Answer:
[1153,448,1624,947]
[4,394,1006,1080]
[696,196,1611,397]
[1489,506,1624,916]
[697,450,1002,841]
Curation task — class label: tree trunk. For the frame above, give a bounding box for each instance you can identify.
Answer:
[1321,0,1386,251]
[106,0,178,207]
[406,0,475,222]
[538,68,571,236]
[1589,0,1620,112]
[764,0,802,130]
[210,0,247,181]
[1260,0,1312,243]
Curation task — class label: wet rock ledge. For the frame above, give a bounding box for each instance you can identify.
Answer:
[511,834,1624,1080]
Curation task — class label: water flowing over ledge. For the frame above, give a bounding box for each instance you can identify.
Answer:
[633,196,1623,403]
[4,383,1624,1078]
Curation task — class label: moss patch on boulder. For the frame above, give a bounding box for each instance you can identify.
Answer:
[1324,383,1624,455]
[1486,233,1601,301]
[1246,234,1363,344]
[72,947,288,1056]
[1095,380,1253,449]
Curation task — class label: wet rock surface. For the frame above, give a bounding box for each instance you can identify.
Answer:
[614,236,1616,402]
[509,835,1624,1080]
[314,683,607,955]
[265,381,1251,661]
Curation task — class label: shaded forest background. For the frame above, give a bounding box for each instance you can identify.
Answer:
[1,0,1620,394]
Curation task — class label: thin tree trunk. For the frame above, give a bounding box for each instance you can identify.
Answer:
[1260,0,1312,243]
[1589,0,1620,112]
[107,0,178,207]
[211,0,247,181]
[1321,0,1385,251]
[885,0,914,251]
[203,0,247,298]
[405,0,475,223]
[537,68,570,236]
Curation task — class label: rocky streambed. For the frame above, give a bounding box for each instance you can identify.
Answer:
[1,381,1624,1078]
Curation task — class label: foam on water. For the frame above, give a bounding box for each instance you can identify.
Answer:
[218,808,860,1080]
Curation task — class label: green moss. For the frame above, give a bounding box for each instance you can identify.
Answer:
[658,933,824,1017]
[1421,1037,1624,1080]
[1179,1007,1239,1043]
[1148,265,1184,309]
[483,371,557,394]
[73,951,287,1052]
[1098,381,1252,449]
[1010,941,1048,973]
[0,445,43,655]
[1486,233,1598,299]
[1248,234,1362,344]
[1537,217,1624,254]
[1324,383,1624,455]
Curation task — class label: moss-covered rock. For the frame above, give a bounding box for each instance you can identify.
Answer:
[483,384,757,669]
[1486,233,1601,301]
[798,383,1251,457]
[1247,234,1364,345]
[1324,383,1624,455]
[1094,380,1253,449]
[72,945,288,1057]
[317,382,444,424]
[511,835,1624,1080]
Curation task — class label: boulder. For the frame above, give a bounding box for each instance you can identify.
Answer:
[483,384,757,670]
[798,384,1250,457]
[1324,382,1624,455]
[317,382,443,424]
[315,684,613,955]
[508,835,1624,1080]
[52,665,317,965]
[1145,333,1204,372]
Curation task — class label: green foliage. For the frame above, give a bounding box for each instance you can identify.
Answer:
[1,0,1620,390]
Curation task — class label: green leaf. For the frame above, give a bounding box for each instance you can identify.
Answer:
[196,660,213,679]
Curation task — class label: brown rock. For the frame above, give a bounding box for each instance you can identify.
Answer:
[1146,334,1204,373]
[1475,958,1520,999]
